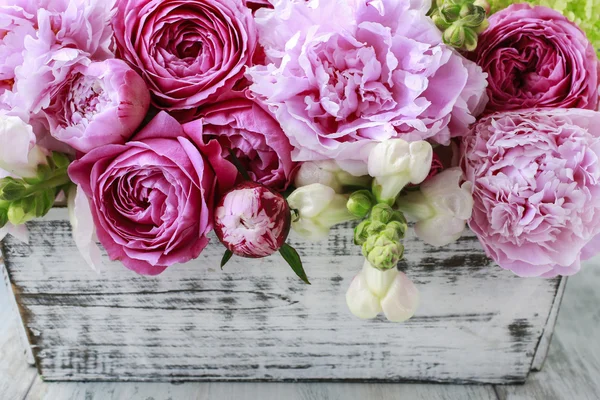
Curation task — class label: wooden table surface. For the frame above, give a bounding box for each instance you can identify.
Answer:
[1,258,599,400]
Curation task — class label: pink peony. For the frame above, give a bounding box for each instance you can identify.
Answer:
[247,0,488,167]
[45,59,151,153]
[68,112,236,275]
[5,0,115,115]
[462,109,600,277]
[182,95,297,191]
[113,0,257,112]
[214,181,291,258]
[474,4,599,113]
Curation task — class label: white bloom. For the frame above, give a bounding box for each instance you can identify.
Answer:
[368,139,432,204]
[294,160,370,193]
[287,183,357,240]
[0,115,46,178]
[68,185,104,272]
[346,259,420,322]
[397,168,473,247]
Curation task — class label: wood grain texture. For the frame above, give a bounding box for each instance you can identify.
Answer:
[496,259,600,400]
[2,208,564,384]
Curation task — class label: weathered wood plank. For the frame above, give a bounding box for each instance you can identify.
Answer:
[3,208,563,383]
[25,380,499,400]
[0,263,38,400]
[496,257,600,400]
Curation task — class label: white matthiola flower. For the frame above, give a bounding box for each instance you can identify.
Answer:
[0,114,46,178]
[397,168,474,247]
[368,139,433,205]
[287,183,357,240]
[294,160,371,193]
[346,259,420,322]
[68,185,104,272]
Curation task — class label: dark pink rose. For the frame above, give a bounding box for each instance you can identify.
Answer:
[45,59,151,153]
[113,0,257,112]
[68,112,236,275]
[474,4,599,113]
[183,96,297,191]
[214,181,291,258]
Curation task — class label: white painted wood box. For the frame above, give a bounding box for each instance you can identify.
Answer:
[1,208,565,383]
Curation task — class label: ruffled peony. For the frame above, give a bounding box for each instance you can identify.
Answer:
[45,59,151,153]
[5,0,115,115]
[248,0,488,166]
[462,109,600,277]
[182,95,296,191]
[113,0,257,112]
[473,4,599,113]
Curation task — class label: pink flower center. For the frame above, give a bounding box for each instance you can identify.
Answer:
[64,73,111,128]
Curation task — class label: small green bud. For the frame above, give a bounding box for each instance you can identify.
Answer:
[347,190,375,218]
[432,13,452,30]
[0,178,27,201]
[365,236,405,271]
[51,152,71,169]
[370,203,395,224]
[440,4,461,22]
[386,220,408,239]
[354,220,371,245]
[7,199,36,226]
[443,24,466,48]
[366,220,387,236]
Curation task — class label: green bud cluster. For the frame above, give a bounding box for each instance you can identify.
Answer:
[0,152,72,228]
[354,204,408,271]
[429,0,490,51]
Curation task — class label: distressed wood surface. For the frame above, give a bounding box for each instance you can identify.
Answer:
[2,208,564,384]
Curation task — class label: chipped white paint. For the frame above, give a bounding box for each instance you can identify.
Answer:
[1,208,564,383]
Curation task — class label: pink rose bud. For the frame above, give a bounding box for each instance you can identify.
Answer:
[46,59,151,153]
[214,181,291,258]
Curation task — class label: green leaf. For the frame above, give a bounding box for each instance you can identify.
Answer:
[0,208,8,229]
[220,249,233,270]
[279,243,310,285]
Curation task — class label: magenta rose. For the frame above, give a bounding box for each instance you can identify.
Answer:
[113,0,257,112]
[474,4,599,113]
[462,109,600,278]
[214,181,291,258]
[45,59,151,153]
[183,96,297,191]
[68,112,236,275]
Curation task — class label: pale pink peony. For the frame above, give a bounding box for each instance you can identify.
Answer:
[247,0,488,166]
[45,59,151,153]
[5,0,115,115]
[462,109,600,277]
[182,94,297,191]
[214,181,291,258]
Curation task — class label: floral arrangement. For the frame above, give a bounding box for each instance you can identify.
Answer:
[0,0,598,323]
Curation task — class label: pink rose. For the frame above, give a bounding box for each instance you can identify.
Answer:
[462,109,600,278]
[183,95,297,191]
[474,4,599,113]
[248,0,488,167]
[68,112,236,275]
[214,181,291,258]
[45,59,151,153]
[113,0,257,112]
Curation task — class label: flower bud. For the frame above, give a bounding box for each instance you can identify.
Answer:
[368,139,433,205]
[431,0,490,51]
[214,181,291,258]
[346,190,375,218]
[0,178,27,201]
[346,259,419,322]
[397,168,473,247]
[7,198,36,225]
[287,183,358,240]
[294,160,371,193]
[362,233,405,271]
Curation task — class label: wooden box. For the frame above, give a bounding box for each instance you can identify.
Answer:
[1,208,565,383]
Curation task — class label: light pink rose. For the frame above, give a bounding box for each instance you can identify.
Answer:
[113,0,257,112]
[214,181,291,258]
[45,59,151,153]
[247,0,488,166]
[183,95,297,191]
[462,109,600,277]
[474,4,599,113]
[68,112,236,275]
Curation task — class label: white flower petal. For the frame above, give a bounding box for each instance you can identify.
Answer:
[362,259,398,298]
[380,272,420,323]
[346,272,382,320]
[68,186,104,272]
